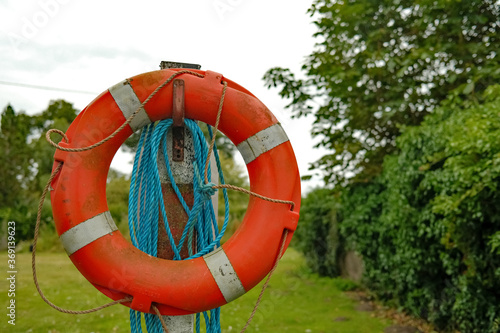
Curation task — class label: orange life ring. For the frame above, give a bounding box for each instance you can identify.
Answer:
[50,69,301,315]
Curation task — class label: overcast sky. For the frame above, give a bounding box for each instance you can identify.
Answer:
[0,0,327,193]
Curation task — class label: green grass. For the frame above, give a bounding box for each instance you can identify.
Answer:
[1,248,390,332]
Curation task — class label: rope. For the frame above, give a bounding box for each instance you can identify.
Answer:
[214,184,295,211]
[45,69,295,211]
[32,71,207,317]
[45,70,204,153]
[33,69,296,331]
[128,119,228,332]
[203,81,227,184]
[152,305,170,333]
[200,80,295,211]
[32,162,133,314]
[200,85,294,330]
[239,230,289,333]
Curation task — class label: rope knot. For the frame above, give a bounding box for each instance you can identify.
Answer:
[199,182,217,201]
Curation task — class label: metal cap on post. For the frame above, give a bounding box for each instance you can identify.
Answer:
[160,61,201,70]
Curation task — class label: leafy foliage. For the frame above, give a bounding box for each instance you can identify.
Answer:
[294,188,343,276]
[106,169,131,232]
[266,1,500,331]
[264,0,500,185]
[0,100,78,240]
[215,152,249,243]
[341,86,500,332]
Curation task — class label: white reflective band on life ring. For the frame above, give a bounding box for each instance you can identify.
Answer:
[109,80,152,132]
[203,247,246,302]
[59,211,118,256]
[236,123,289,164]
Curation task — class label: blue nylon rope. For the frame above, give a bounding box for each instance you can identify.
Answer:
[128,119,229,333]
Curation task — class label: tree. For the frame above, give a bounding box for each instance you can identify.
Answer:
[0,105,33,208]
[264,0,500,185]
[0,100,78,240]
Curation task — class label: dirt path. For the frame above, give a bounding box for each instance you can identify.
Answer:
[346,290,439,333]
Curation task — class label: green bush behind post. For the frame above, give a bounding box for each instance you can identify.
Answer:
[293,188,343,277]
[341,86,500,332]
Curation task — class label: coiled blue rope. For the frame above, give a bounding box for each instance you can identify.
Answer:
[128,119,229,333]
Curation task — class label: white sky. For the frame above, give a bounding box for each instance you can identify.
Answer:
[0,0,327,193]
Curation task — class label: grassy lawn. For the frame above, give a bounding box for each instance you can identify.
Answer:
[1,248,390,332]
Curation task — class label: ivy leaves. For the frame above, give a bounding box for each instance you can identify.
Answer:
[342,86,500,331]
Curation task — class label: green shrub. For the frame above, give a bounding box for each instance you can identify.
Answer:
[294,188,342,277]
[341,86,500,332]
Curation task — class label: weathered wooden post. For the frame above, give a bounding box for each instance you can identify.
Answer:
[156,61,218,332]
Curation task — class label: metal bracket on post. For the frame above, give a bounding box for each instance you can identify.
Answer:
[161,60,200,163]
[172,79,185,162]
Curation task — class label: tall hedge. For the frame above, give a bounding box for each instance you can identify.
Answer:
[341,86,500,332]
